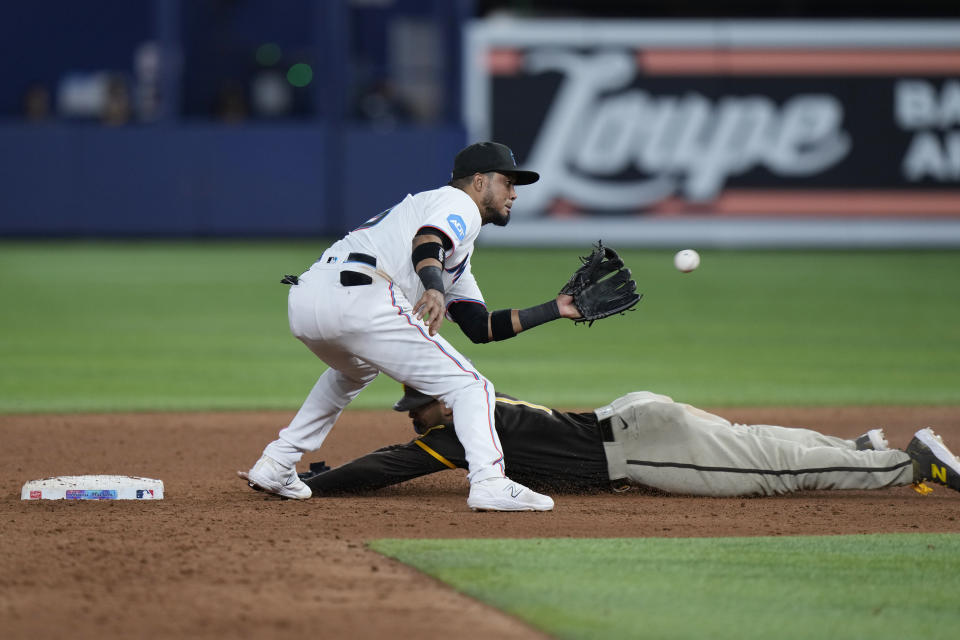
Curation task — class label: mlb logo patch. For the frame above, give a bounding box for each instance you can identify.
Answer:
[447,214,466,241]
[137,489,155,499]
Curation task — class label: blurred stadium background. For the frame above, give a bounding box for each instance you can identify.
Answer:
[1,0,958,247]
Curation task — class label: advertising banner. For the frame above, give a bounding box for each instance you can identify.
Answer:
[464,20,960,245]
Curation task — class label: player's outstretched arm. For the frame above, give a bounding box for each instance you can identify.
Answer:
[449,296,578,343]
[302,442,453,495]
[448,242,640,343]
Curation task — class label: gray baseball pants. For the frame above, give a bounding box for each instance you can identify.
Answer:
[595,392,914,497]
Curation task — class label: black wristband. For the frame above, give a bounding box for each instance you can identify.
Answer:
[418,265,444,293]
[517,300,561,330]
[490,309,516,341]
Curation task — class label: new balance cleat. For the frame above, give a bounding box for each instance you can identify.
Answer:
[855,428,889,451]
[241,455,312,500]
[467,476,554,512]
[906,428,960,492]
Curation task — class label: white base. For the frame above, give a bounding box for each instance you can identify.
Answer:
[21,475,164,500]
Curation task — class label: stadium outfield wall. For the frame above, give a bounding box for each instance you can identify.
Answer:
[3,119,955,248]
[0,124,466,238]
[467,19,960,248]
[2,19,959,248]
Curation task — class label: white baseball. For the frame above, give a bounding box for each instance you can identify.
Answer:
[674,249,700,273]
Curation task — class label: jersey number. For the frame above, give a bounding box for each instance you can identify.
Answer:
[353,206,393,232]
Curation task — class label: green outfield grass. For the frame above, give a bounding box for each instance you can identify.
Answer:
[371,533,960,640]
[1,241,958,413]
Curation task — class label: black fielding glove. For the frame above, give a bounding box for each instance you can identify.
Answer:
[562,241,642,326]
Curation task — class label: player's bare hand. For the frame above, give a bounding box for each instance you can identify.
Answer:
[414,289,446,335]
[556,293,582,320]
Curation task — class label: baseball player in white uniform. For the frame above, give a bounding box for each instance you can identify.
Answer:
[242,142,583,511]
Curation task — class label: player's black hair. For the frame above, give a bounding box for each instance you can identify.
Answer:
[447,174,474,189]
[447,171,495,190]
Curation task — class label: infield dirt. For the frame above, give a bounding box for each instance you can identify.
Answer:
[2,407,959,639]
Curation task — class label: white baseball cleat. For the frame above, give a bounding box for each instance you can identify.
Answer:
[242,455,312,500]
[467,477,554,512]
[907,428,960,493]
[855,428,889,451]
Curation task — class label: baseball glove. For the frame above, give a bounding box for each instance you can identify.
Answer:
[561,241,642,326]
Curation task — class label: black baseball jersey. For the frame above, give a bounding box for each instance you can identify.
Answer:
[303,394,610,495]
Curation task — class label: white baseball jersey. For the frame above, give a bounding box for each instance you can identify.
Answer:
[327,185,485,311]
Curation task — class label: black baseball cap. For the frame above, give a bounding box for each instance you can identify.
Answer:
[393,384,436,412]
[451,142,540,185]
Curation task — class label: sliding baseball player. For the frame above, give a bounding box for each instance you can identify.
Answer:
[290,385,960,499]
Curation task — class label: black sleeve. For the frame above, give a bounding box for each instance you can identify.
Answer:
[303,442,449,495]
[448,300,490,344]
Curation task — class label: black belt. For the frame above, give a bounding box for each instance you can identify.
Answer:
[599,417,615,443]
[345,252,376,268]
[341,252,377,287]
[281,253,378,287]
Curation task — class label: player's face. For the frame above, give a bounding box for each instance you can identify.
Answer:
[479,172,517,227]
[408,401,450,434]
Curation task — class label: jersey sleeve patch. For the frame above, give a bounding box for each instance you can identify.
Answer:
[446,214,467,241]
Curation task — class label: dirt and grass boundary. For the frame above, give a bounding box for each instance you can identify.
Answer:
[2,407,958,639]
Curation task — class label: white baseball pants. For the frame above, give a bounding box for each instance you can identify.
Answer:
[262,254,505,484]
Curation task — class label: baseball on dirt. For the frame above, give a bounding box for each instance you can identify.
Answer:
[674,249,700,273]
